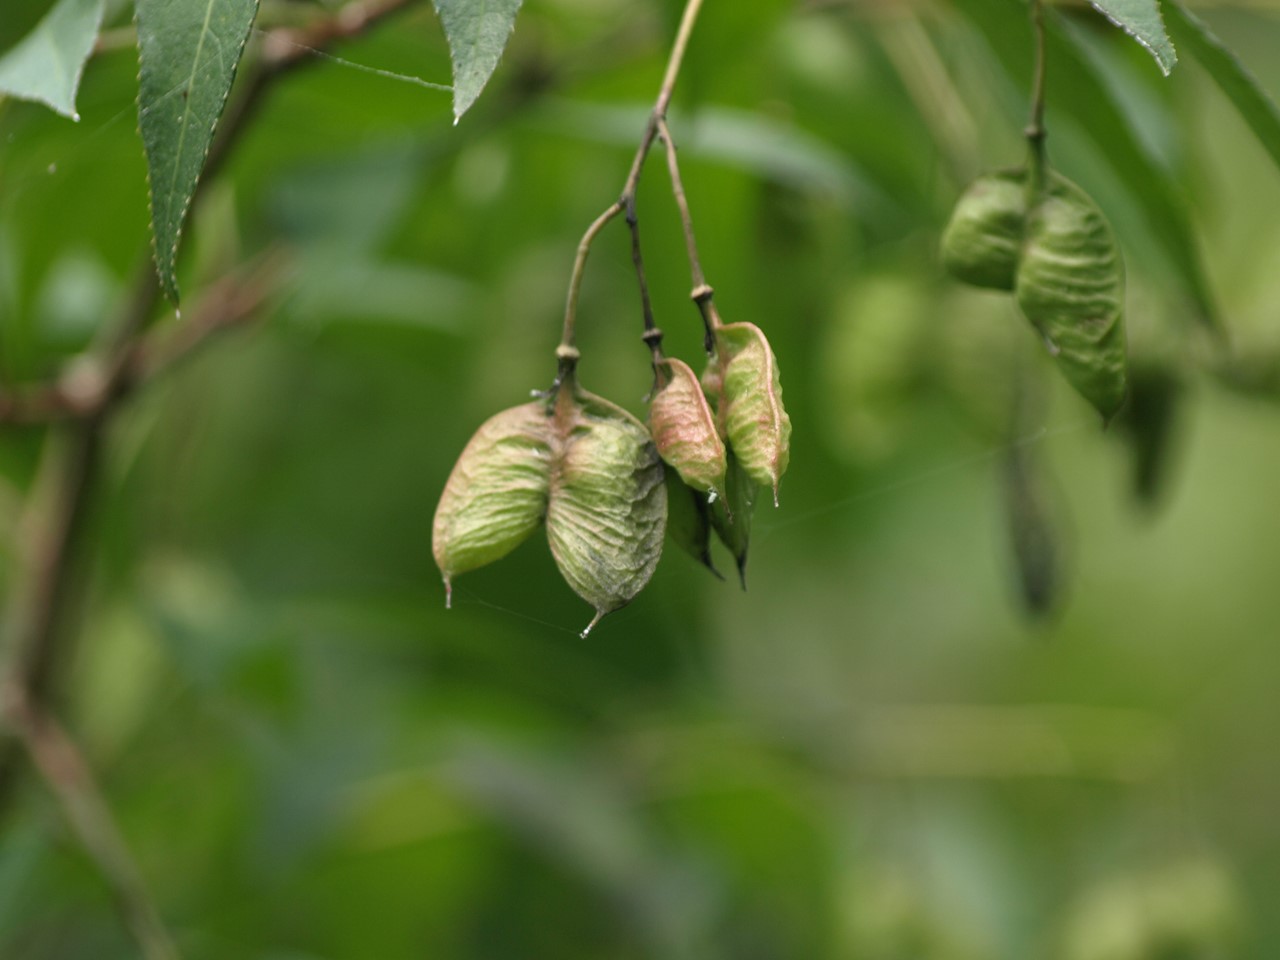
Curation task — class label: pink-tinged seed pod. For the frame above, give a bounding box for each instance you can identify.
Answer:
[649,356,727,499]
[709,322,791,505]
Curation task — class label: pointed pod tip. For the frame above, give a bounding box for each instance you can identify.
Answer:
[580,610,605,639]
[771,484,780,508]
[700,552,726,582]
[443,577,453,610]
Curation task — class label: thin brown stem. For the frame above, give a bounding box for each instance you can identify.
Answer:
[556,0,708,359]
[625,197,665,372]
[558,202,625,355]
[655,116,713,311]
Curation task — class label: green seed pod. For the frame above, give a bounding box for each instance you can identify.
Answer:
[432,402,553,606]
[940,169,1028,291]
[546,385,668,637]
[708,322,791,505]
[1015,172,1128,422]
[649,356,727,497]
[708,452,757,589]
[663,465,722,579]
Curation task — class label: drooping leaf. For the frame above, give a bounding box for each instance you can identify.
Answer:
[1164,0,1280,173]
[1016,172,1128,422]
[663,466,722,579]
[709,322,791,505]
[649,356,726,498]
[545,386,667,637]
[1116,360,1182,505]
[0,0,104,120]
[708,452,757,591]
[431,0,522,122]
[941,169,1028,292]
[136,0,259,302]
[1087,0,1177,76]
[1003,440,1063,619]
[432,402,553,605]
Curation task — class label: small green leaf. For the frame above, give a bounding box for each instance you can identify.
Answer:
[1016,173,1128,422]
[649,356,727,498]
[136,0,259,302]
[0,0,104,120]
[432,402,553,605]
[546,386,667,637]
[941,169,1028,292]
[1088,0,1177,76]
[431,0,522,122]
[1164,0,1280,173]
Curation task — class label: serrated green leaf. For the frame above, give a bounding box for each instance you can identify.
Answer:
[1088,0,1177,76]
[431,0,522,122]
[136,0,259,302]
[1164,0,1280,173]
[0,0,104,120]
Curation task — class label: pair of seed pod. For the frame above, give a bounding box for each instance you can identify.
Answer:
[649,320,791,585]
[941,166,1127,422]
[432,319,790,635]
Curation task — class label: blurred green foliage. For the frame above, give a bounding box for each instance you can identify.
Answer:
[3,0,1280,957]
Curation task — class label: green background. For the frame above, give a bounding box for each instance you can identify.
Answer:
[2,0,1279,956]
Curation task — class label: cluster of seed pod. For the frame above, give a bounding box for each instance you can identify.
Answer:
[432,320,790,636]
[941,165,1128,422]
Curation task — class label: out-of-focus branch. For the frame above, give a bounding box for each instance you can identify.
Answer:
[0,680,179,960]
[0,251,288,426]
[0,1,419,954]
